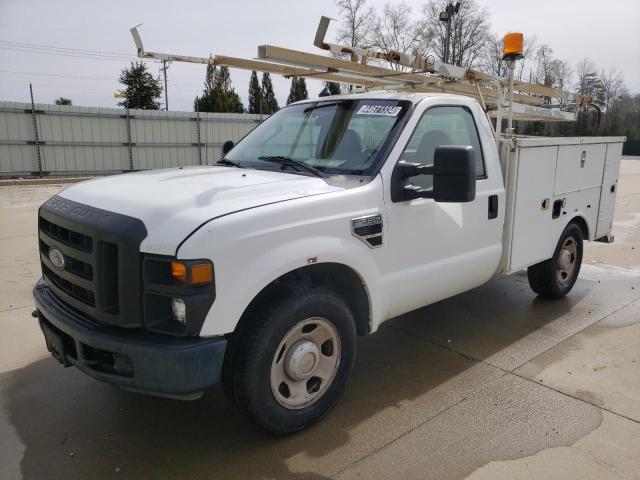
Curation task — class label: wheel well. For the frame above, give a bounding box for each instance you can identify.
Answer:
[240,263,371,336]
[570,216,589,241]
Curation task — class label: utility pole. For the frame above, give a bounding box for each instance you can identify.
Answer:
[439,1,461,65]
[160,60,169,110]
[29,83,43,177]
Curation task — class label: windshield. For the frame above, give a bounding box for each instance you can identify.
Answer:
[225,99,410,176]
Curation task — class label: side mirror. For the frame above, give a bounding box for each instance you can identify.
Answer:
[396,145,476,203]
[222,140,235,155]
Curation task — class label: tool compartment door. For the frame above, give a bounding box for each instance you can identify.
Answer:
[596,142,623,238]
[554,144,606,194]
[507,145,558,270]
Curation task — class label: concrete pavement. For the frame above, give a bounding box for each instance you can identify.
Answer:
[0,161,639,480]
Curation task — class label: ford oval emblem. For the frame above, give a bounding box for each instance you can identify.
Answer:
[48,247,66,270]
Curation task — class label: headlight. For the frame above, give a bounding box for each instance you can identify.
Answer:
[171,298,186,325]
[143,256,216,336]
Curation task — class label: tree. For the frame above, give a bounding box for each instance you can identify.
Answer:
[195,64,244,113]
[599,68,626,113]
[574,58,602,99]
[516,35,538,82]
[194,60,218,112]
[54,97,72,106]
[573,58,604,135]
[248,70,262,114]
[216,66,244,113]
[618,92,640,141]
[261,73,279,114]
[118,61,162,110]
[599,68,626,134]
[370,3,425,70]
[480,34,507,78]
[550,60,573,94]
[287,77,308,105]
[532,44,554,87]
[335,0,375,48]
[421,0,490,67]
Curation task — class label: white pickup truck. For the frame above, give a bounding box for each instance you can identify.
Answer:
[33,92,624,434]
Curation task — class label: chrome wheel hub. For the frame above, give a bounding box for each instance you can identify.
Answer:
[270,317,341,409]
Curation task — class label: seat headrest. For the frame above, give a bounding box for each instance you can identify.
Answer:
[332,129,363,159]
[415,130,452,164]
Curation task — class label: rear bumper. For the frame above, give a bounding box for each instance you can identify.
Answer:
[33,280,226,399]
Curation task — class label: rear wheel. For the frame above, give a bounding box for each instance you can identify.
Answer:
[222,284,357,434]
[527,222,583,299]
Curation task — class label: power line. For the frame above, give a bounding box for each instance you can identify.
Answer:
[0,44,141,62]
[0,39,135,57]
[0,45,138,61]
[0,85,197,100]
[0,41,136,58]
[0,69,118,81]
[0,46,140,62]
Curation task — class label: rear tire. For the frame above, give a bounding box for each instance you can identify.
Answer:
[222,284,357,435]
[527,222,583,299]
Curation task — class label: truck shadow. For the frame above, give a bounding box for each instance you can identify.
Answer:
[4,272,598,480]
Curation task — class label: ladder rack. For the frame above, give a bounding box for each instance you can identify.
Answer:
[130,17,591,127]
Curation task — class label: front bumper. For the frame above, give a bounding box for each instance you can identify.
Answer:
[33,280,227,399]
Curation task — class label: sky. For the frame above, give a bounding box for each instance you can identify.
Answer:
[0,0,639,111]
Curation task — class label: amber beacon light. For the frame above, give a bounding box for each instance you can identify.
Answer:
[502,32,524,60]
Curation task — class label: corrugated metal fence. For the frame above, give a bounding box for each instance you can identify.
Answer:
[0,101,264,177]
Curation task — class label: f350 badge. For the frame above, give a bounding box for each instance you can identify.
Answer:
[351,214,383,249]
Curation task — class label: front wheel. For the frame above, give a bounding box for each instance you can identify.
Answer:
[527,222,583,299]
[222,284,357,434]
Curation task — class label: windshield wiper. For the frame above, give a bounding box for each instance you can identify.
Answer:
[258,156,325,178]
[217,158,242,168]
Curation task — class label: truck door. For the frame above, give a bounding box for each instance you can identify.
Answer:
[383,103,504,318]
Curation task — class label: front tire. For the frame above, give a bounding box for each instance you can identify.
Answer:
[222,284,357,434]
[527,222,583,299]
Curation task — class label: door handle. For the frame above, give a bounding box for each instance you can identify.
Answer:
[488,195,498,219]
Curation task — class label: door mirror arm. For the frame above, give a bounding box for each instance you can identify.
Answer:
[393,161,436,201]
[403,184,434,200]
[397,161,434,178]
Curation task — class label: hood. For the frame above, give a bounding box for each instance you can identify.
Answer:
[59,166,342,255]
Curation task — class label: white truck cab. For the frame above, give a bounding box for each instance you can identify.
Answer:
[33,92,624,433]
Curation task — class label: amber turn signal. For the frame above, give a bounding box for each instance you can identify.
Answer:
[191,263,213,286]
[171,261,187,283]
[171,261,213,285]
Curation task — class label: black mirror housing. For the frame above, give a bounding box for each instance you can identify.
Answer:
[392,145,476,203]
[222,140,235,155]
[431,145,476,202]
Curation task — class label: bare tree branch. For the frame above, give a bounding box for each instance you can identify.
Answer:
[420,0,491,68]
[335,0,376,48]
[370,2,428,70]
